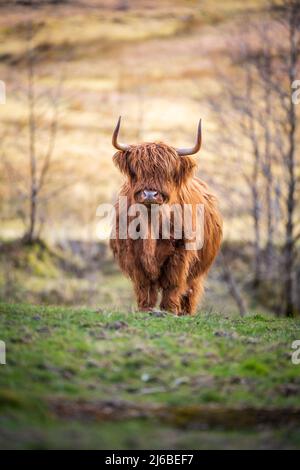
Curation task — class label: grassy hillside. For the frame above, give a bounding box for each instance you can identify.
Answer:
[0,302,300,449]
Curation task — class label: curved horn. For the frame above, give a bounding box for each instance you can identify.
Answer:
[176,119,202,156]
[112,116,130,152]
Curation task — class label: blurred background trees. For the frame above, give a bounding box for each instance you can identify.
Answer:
[209,0,300,317]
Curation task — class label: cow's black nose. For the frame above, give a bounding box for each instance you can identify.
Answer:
[143,190,158,200]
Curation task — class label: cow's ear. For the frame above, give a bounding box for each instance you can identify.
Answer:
[113,151,131,177]
[176,156,196,185]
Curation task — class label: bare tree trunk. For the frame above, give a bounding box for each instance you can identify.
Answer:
[25,28,38,243]
[262,54,275,278]
[245,69,263,287]
[252,184,262,287]
[20,22,63,244]
[284,113,296,317]
[282,3,298,317]
[220,252,247,317]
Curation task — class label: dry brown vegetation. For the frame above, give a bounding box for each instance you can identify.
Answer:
[0,0,268,240]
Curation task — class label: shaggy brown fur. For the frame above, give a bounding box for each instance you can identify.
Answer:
[110,142,222,315]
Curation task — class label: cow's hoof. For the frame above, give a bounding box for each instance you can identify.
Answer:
[149,309,168,317]
[176,311,188,316]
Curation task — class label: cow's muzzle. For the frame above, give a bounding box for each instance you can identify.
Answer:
[136,189,164,205]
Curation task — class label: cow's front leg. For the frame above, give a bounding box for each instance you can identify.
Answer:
[160,286,182,314]
[159,249,190,315]
[133,277,158,311]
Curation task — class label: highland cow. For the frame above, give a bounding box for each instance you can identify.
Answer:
[110,117,222,315]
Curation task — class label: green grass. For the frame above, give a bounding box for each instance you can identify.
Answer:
[0,302,300,449]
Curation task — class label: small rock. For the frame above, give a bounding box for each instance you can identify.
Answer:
[96,308,105,314]
[149,309,167,318]
[36,326,50,334]
[141,373,151,382]
[139,386,166,394]
[205,352,219,360]
[278,383,300,397]
[172,377,189,387]
[149,333,161,339]
[181,357,190,366]
[229,376,243,385]
[86,359,100,368]
[62,368,76,379]
[87,384,97,390]
[194,375,215,387]
[214,330,227,337]
[89,331,107,340]
[214,330,239,339]
[11,335,32,344]
[245,337,260,344]
[106,320,128,330]
[123,350,134,357]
